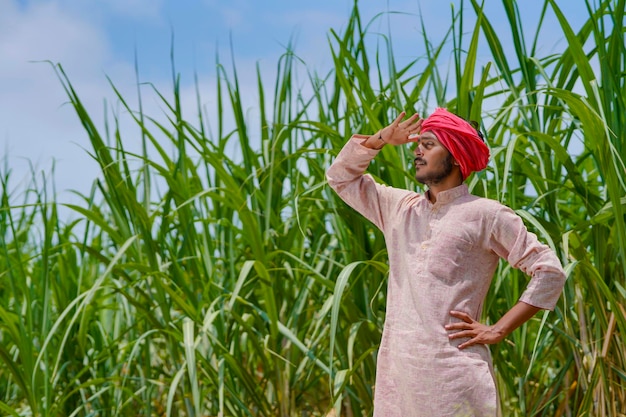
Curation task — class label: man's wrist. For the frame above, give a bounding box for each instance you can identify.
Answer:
[360,130,386,150]
[376,132,387,147]
[490,324,508,341]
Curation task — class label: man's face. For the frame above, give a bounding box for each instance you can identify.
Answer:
[413,132,455,185]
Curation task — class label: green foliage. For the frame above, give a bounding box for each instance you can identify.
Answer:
[1,0,625,416]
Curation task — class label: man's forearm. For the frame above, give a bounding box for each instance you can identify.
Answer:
[491,301,542,339]
[447,301,542,349]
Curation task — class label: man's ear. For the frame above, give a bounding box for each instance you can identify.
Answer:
[453,159,460,166]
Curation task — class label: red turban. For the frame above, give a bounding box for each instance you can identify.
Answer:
[420,108,490,179]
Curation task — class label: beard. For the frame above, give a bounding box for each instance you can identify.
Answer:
[415,154,454,185]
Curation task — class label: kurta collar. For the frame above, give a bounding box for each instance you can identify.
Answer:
[426,184,469,206]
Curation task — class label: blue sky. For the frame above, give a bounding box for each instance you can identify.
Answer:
[0,0,586,205]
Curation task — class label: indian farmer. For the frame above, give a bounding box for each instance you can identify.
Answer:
[326,108,566,417]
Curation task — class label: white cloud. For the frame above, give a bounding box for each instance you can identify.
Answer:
[0,2,108,76]
[0,0,133,204]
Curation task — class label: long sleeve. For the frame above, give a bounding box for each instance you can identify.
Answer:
[326,137,415,232]
[487,205,566,310]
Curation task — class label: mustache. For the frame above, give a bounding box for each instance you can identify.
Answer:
[414,157,425,164]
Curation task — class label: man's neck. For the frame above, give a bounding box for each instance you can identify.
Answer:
[426,178,463,203]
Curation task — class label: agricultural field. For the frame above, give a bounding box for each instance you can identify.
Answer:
[1,0,625,416]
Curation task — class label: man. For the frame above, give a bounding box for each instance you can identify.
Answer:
[326,108,566,417]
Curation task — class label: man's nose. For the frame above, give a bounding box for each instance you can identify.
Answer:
[413,145,423,156]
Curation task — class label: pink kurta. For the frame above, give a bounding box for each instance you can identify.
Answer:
[326,138,566,417]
